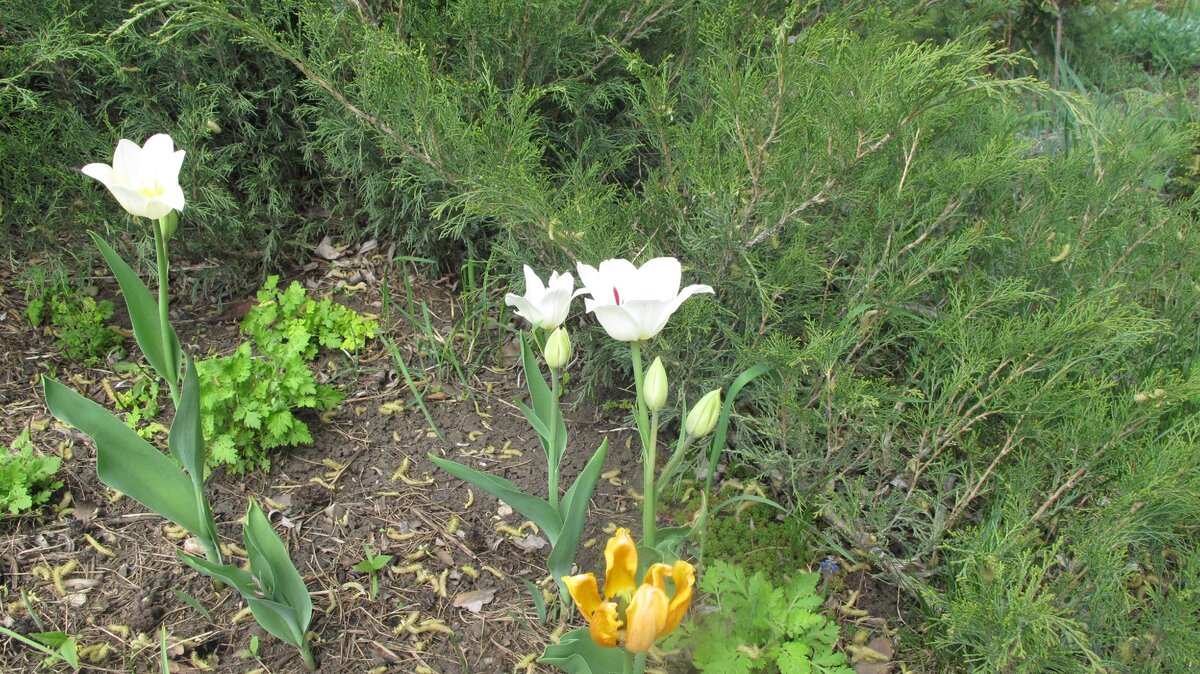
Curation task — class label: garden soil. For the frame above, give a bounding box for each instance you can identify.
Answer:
[0,251,901,673]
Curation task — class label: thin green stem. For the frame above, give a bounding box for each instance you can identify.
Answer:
[632,651,648,674]
[657,434,694,499]
[630,342,656,547]
[622,650,634,674]
[548,364,562,511]
[629,342,651,448]
[300,641,316,670]
[153,219,180,407]
[643,411,660,548]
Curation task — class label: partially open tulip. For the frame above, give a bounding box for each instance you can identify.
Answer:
[643,357,668,412]
[82,134,186,220]
[563,528,694,653]
[505,266,575,331]
[575,258,713,342]
[685,389,722,439]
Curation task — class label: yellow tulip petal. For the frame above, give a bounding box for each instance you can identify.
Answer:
[624,583,668,653]
[661,561,695,637]
[562,573,602,618]
[588,601,622,648]
[603,528,638,599]
[645,563,672,591]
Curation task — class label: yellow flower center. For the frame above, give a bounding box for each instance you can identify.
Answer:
[139,183,165,199]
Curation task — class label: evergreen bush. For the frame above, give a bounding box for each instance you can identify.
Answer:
[2,1,1197,670]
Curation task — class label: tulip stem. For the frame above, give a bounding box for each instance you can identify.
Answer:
[643,411,659,549]
[632,652,648,674]
[548,365,561,512]
[657,434,693,500]
[300,641,316,670]
[153,219,180,407]
[629,342,656,547]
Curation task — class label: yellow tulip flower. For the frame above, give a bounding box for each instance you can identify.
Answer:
[562,528,695,653]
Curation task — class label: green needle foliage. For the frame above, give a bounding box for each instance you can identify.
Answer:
[5,1,1200,670]
[197,276,377,473]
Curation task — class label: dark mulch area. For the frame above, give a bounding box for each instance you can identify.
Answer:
[0,248,906,673]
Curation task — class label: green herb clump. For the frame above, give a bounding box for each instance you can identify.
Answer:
[0,431,62,515]
[26,283,123,364]
[686,560,852,674]
[198,277,378,473]
[704,503,812,584]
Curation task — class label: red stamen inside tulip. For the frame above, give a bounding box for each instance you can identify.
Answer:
[613,287,622,305]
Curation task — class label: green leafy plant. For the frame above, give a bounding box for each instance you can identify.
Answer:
[686,561,852,674]
[0,431,62,515]
[179,501,315,669]
[0,625,80,671]
[352,544,393,600]
[197,276,376,473]
[26,281,124,364]
[113,371,168,440]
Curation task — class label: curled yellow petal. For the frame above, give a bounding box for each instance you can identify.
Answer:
[588,601,622,648]
[563,573,602,619]
[624,583,668,653]
[661,561,695,637]
[603,528,638,599]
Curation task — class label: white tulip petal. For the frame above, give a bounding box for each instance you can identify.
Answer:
[523,265,546,298]
[574,263,605,300]
[161,183,186,212]
[142,134,176,164]
[505,293,545,328]
[112,139,141,177]
[590,304,644,342]
[596,258,639,280]
[109,184,153,219]
[635,257,683,300]
[168,149,186,183]
[81,163,115,188]
[142,199,174,221]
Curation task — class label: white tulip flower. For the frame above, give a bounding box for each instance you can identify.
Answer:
[82,134,186,220]
[504,265,575,331]
[575,257,713,342]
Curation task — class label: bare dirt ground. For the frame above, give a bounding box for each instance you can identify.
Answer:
[0,246,904,674]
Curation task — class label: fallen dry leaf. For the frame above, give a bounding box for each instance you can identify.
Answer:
[510,534,548,552]
[453,589,495,613]
[315,236,343,260]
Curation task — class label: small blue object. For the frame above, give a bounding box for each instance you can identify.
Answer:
[819,555,839,575]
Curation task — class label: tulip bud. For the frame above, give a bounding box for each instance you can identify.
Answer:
[544,327,572,369]
[643,357,668,412]
[159,210,179,239]
[685,389,722,439]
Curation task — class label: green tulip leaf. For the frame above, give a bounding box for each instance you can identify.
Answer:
[521,334,567,462]
[177,551,304,648]
[516,399,554,446]
[540,627,627,674]
[90,232,180,387]
[177,551,256,596]
[168,355,206,481]
[246,596,306,649]
[705,364,776,492]
[44,377,203,533]
[429,454,563,540]
[245,501,312,633]
[548,438,608,581]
